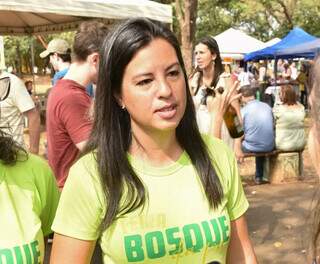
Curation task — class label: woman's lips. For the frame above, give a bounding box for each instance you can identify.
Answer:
[155,104,177,119]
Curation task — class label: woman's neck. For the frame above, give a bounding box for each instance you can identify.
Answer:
[202,63,215,87]
[129,124,183,167]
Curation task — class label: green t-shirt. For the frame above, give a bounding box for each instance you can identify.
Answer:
[0,154,60,264]
[52,135,249,264]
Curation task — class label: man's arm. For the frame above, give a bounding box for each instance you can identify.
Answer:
[25,107,40,154]
[234,136,245,163]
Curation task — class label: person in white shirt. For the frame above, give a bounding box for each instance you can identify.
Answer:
[0,71,40,154]
[238,67,254,87]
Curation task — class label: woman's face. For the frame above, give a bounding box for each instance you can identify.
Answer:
[120,38,186,135]
[308,88,320,176]
[224,64,231,74]
[194,43,216,70]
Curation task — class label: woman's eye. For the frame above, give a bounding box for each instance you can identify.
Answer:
[137,79,152,86]
[168,70,180,77]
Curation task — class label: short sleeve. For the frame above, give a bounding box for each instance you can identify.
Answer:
[226,152,249,221]
[59,94,92,144]
[30,155,60,236]
[39,167,60,236]
[52,153,104,240]
[11,74,35,113]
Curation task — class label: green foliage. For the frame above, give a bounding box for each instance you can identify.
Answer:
[3,31,75,74]
[196,0,320,41]
[196,0,234,40]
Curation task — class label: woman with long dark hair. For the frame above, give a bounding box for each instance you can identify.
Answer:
[0,128,60,263]
[50,18,256,264]
[189,37,241,147]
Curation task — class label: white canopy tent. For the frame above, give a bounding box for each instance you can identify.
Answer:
[260,37,281,49]
[213,28,264,60]
[0,0,172,91]
[0,0,172,35]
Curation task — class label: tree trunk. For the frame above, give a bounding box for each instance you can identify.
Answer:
[16,41,22,76]
[175,0,198,75]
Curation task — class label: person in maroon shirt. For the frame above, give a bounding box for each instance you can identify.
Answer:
[45,21,109,188]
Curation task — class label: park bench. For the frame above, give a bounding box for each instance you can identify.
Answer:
[243,149,304,184]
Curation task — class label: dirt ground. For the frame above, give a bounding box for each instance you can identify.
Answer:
[238,117,318,263]
[241,149,318,264]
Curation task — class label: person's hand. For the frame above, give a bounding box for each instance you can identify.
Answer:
[234,137,245,163]
[235,148,245,163]
[207,81,241,116]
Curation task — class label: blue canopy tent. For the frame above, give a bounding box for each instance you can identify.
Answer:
[244,27,317,61]
[276,38,320,58]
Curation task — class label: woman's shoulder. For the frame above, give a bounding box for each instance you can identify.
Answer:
[201,134,239,191]
[15,153,51,172]
[68,151,101,185]
[202,134,234,159]
[72,151,97,173]
[219,72,231,78]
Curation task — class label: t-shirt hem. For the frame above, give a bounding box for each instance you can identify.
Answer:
[52,225,99,241]
[19,103,35,113]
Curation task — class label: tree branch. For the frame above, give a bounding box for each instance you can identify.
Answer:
[277,0,293,28]
[175,0,184,25]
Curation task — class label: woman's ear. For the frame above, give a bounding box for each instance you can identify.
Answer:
[114,94,125,109]
[212,53,217,61]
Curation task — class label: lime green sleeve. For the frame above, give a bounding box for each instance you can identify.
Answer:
[226,152,249,221]
[40,171,60,236]
[30,155,60,236]
[52,153,105,240]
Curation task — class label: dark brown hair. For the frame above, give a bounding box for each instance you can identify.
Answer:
[240,85,257,98]
[0,130,27,165]
[280,84,297,105]
[73,21,109,62]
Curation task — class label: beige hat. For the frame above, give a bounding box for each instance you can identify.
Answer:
[40,39,70,58]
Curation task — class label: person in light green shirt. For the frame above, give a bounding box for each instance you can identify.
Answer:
[273,84,306,151]
[50,18,257,264]
[0,130,60,264]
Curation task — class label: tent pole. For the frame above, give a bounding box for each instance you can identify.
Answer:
[274,56,278,81]
[30,36,36,94]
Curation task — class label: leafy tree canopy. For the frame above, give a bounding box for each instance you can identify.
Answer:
[3,0,320,73]
[197,0,320,41]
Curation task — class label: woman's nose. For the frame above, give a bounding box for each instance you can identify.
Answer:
[158,79,172,97]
